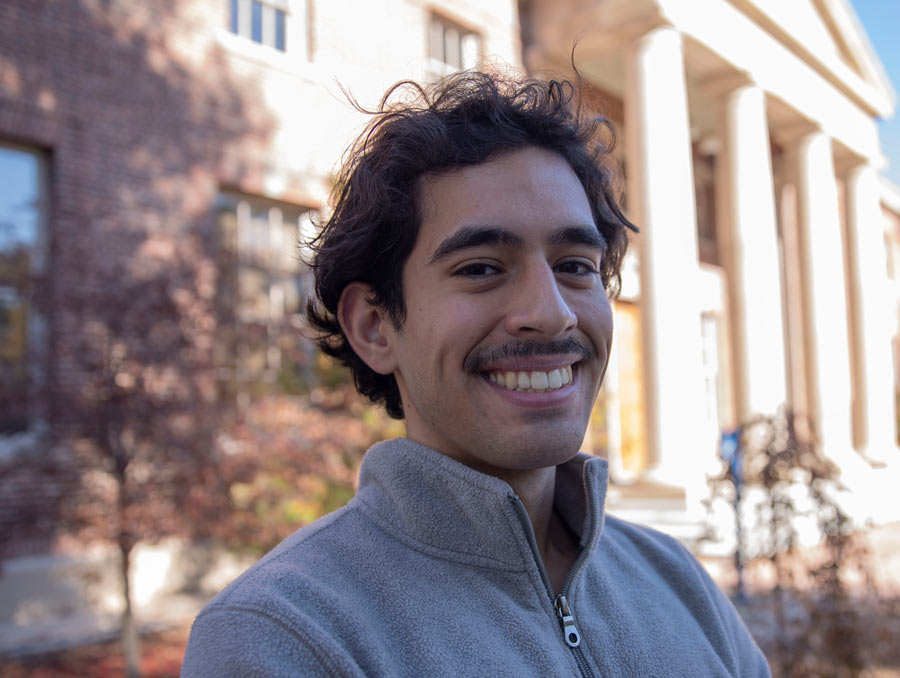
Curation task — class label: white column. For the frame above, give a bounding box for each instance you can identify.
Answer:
[844,163,899,463]
[624,26,708,492]
[718,84,787,418]
[792,132,854,455]
[777,182,811,420]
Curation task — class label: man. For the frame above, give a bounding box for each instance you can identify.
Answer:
[182,71,770,677]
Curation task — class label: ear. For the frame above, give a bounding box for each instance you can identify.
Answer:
[337,282,399,376]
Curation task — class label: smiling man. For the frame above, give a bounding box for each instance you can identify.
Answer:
[182,71,770,677]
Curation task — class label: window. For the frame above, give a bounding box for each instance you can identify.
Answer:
[230,0,287,51]
[428,14,480,76]
[692,145,719,266]
[215,193,316,397]
[0,143,47,437]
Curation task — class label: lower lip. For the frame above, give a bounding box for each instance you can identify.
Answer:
[481,370,579,408]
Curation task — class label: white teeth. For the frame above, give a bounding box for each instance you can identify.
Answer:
[530,371,548,389]
[487,365,574,392]
[548,369,562,389]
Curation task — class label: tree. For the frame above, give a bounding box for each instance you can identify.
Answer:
[705,409,886,677]
[0,2,278,673]
[50,242,231,678]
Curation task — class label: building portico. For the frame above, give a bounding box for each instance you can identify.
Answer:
[521,0,900,528]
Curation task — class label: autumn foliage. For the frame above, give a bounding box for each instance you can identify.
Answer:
[214,385,405,555]
[705,409,900,677]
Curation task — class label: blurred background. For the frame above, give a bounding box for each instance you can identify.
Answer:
[1,0,899,676]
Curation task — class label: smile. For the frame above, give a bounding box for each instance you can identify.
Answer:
[485,365,573,392]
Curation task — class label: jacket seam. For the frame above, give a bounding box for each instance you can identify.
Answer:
[194,604,350,675]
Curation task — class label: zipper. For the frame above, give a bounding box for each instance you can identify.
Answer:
[509,495,596,678]
[555,594,581,648]
[555,594,593,676]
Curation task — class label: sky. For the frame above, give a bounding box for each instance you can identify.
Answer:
[850,0,900,187]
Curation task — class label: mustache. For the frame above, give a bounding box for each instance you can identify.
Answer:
[463,338,596,373]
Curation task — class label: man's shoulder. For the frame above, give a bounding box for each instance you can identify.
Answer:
[596,514,769,674]
[200,499,377,616]
[598,513,714,588]
[602,513,695,555]
[183,501,379,677]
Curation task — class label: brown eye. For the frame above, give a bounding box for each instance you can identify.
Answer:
[454,263,500,277]
[556,260,598,276]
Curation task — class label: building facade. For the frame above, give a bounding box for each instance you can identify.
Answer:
[0,0,518,530]
[521,0,900,531]
[0,0,521,650]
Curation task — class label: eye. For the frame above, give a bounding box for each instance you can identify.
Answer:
[555,260,600,276]
[453,262,502,277]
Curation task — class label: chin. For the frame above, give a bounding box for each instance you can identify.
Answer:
[492,430,586,471]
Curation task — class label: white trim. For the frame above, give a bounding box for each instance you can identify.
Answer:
[216,28,316,80]
[657,0,883,161]
[714,0,895,116]
[820,0,897,108]
[881,176,900,217]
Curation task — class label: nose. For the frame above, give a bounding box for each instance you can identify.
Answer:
[505,264,577,338]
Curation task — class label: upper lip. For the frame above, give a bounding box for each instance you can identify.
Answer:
[463,338,596,374]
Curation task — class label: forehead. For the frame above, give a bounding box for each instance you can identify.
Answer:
[413,147,595,255]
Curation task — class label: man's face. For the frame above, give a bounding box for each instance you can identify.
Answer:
[385,146,613,475]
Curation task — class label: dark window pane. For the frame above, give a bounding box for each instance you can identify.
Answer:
[275,9,285,51]
[230,0,238,33]
[216,193,313,395]
[251,0,263,43]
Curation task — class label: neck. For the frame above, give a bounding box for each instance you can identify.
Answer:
[498,466,556,548]
[497,465,580,594]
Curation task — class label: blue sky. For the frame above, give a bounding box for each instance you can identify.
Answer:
[851,0,900,186]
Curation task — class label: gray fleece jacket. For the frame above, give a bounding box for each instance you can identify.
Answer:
[182,438,770,677]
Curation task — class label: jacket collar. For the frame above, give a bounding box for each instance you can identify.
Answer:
[354,438,609,570]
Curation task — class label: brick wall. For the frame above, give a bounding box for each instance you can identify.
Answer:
[0,0,520,555]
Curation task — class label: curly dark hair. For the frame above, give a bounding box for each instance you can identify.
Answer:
[306,69,636,419]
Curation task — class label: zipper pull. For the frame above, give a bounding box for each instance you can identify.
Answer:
[555,594,581,648]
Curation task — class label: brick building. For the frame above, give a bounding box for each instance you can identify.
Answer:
[0,0,520,648]
[0,0,520,537]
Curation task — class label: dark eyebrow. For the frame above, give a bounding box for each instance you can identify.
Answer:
[547,225,607,250]
[428,226,524,264]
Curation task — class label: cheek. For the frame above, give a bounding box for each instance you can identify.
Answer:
[601,306,614,345]
[435,298,498,341]
[578,297,613,345]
